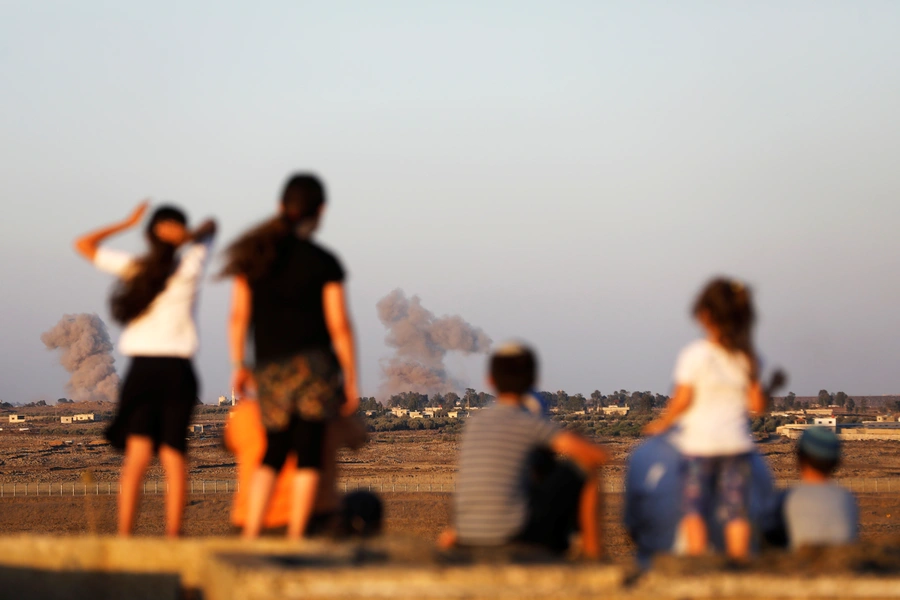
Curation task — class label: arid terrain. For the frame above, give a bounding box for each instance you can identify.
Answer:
[1,404,899,561]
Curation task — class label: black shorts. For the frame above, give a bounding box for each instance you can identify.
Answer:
[516,449,587,554]
[106,356,199,454]
[262,414,326,471]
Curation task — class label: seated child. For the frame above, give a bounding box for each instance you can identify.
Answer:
[225,400,379,536]
[784,427,858,549]
[643,278,768,561]
[441,343,608,558]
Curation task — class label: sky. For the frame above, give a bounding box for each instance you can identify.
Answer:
[1,1,899,403]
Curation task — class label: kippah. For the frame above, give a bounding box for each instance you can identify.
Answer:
[799,426,841,462]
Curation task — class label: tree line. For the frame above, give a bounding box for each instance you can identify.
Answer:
[358,389,671,415]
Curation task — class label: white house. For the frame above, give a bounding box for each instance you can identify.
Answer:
[409,411,423,419]
[391,407,409,418]
[447,411,459,419]
[813,417,837,429]
[602,406,630,416]
[187,424,204,434]
[60,416,73,424]
[8,415,25,424]
[73,413,95,422]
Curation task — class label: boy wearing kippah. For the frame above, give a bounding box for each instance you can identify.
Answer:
[440,343,608,558]
[784,427,858,549]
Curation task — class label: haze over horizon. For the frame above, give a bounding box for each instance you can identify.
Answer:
[2,2,899,403]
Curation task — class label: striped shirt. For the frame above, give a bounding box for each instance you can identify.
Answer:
[455,402,560,545]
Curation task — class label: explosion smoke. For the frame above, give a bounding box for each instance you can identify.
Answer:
[377,289,492,395]
[41,313,119,402]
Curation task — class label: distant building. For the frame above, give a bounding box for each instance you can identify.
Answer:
[424,409,438,418]
[60,416,73,424]
[8,415,25,424]
[447,411,459,419]
[602,406,630,416]
[219,389,238,407]
[364,410,376,417]
[73,413,94,422]
[409,411,423,419]
[391,408,409,418]
[187,424,204,434]
[813,417,837,429]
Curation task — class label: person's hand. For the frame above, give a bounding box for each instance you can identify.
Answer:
[191,219,217,242]
[340,385,359,417]
[642,419,670,436]
[231,366,255,397]
[123,201,150,228]
[437,528,458,550]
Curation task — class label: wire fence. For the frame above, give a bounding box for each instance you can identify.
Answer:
[0,477,898,497]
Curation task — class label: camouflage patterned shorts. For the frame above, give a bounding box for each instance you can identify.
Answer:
[254,349,344,431]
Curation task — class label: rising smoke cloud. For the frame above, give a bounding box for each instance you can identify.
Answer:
[41,314,120,402]
[377,289,492,396]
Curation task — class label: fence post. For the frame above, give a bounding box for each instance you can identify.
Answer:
[155,481,159,494]
[12,483,15,497]
[203,481,206,494]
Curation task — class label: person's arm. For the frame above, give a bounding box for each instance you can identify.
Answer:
[229,276,254,396]
[323,282,358,417]
[551,431,608,471]
[190,219,217,243]
[642,384,693,436]
[549,431,607,559]
[73,201,149,261]
[747,381,767,417]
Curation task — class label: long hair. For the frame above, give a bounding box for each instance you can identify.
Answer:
[693,277,758,379]
[220,173,326,281]
[109,206,187,325]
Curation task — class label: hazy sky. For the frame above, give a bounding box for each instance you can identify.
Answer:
[2,1,899,403]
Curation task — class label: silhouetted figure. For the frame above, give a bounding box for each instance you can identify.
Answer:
[440,343,608,559]
[643,278,768,561]
[784,427,858,549]
[74,202,216,537]
[222,173,359,540]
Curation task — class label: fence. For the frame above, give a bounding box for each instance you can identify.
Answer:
[0,480,238,497]
[0,477,898,497]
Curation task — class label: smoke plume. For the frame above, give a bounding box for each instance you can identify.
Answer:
[377,289,492,395]
[41,314,120,403]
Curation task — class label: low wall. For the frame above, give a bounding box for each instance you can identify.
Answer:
[0,536,898,599]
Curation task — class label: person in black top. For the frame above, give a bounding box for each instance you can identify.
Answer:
[222,173,359,540]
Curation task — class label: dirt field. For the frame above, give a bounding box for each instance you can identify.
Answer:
[1,422,899,561]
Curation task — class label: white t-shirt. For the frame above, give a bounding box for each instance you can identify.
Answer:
[670,339,755,457]
[94,240,212,358]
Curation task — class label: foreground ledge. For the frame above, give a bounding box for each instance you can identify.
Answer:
[0,536,897,599]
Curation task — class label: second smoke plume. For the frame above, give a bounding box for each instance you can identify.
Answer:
[41,313,120,402]
[377,289,492,395]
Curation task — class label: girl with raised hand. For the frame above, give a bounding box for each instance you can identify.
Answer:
[74,202,216,537]
[643,277,767,561]
[221,173,358,540]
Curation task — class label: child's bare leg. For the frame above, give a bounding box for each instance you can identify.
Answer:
[682,513,707,556]
[159,445,187,538]
[724,518,751,561]
[578,475,602,559]
[288,468,320,539]
[243,466,277,539]
[119,436,154,536]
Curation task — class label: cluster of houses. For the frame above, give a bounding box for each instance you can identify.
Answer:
[7,413,96,424]
[384,407,464,419]
[367,403,632,420]
[775,408,900,440]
